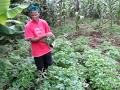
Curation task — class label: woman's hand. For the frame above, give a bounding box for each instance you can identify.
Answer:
[46,32,55,38]
[27,32,55,42]
[43,32,55,45]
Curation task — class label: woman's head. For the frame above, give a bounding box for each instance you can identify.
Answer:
[28,5,40,21]
[30,10,40,21]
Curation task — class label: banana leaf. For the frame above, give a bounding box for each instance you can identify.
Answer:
[0,0,10,15]
[7,4,29,18]
[6,20,23,24]
[0,0,28,25]
[0,0,10,25]
[0,24,23,35]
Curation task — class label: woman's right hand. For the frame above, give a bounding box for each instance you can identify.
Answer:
[46,32,55,38]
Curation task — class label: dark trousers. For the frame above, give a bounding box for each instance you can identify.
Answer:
[34,52,53,71]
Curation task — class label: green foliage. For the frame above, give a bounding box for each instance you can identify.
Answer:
[43,66,84,90]
[0,0,10,25]
[100,41,120,60]
[75,64,88,81]
[42,3,58,27]
[16,39,30,57]
[53,38,72,52]
[7,4,28,18]
[0,40,36,89]
[54,51,79,68]
[36,37,84,90]
[0,0,28,44]
[73,36,90,52]
[0,58,13,89]
[0,0,28,25]
[75,12,80,31]
[7,63,36,90]
[53,38,78,68]
[82,48,120,90]
[0,24,23,35]
[52,19,75,37]
[15,63,36,88]
[45,36,55,45]
[8,39,30,64]
[109,24,120,35]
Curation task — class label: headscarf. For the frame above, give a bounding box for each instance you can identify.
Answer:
[27,3,40,13]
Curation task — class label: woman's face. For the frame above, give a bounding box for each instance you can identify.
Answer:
[30,11,40,21]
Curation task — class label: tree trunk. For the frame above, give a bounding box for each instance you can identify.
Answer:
[74,0,80,12]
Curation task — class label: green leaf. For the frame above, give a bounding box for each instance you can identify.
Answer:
[0,0,10,15]
[6,20,23,24]
[0,24,15,35]
[7,4,29,18]
[0,13,7,25]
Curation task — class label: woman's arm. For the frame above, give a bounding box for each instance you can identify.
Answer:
[26,34,47,42]
[26,32,54,42]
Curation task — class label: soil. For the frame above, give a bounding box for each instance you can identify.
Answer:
[66,24,120,48]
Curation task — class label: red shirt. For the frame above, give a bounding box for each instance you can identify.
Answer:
[24,19,52,57]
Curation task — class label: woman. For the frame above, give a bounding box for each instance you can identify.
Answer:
[24,5,54,73]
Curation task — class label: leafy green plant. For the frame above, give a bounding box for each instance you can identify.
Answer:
[0,0,28,25]
[53,38,79,68]
[16,63,36,88]
[52,19,75,37]
[54,51,79,68]
[0,0,28,44]
[100,41,120,60]
[7,62,36,90]
[83,48,120,90]
[73,36,90,52]
[109,24,120,35]
[40,66,84,90]
[53,38,72,52]
[0,39,36,89]
[0,58,13,89]
[36,37,85,90]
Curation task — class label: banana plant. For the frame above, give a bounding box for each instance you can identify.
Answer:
[0,0,10,25]
[0,0,28,36]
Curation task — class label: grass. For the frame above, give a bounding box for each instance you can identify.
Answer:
[52,19,76,37]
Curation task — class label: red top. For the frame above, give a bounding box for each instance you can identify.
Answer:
[24,19,52,57]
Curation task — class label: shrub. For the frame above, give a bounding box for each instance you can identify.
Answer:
[73,36,90,52]
[83,48,120,90]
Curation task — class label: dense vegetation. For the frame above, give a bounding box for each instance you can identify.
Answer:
[0,0,120,90]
